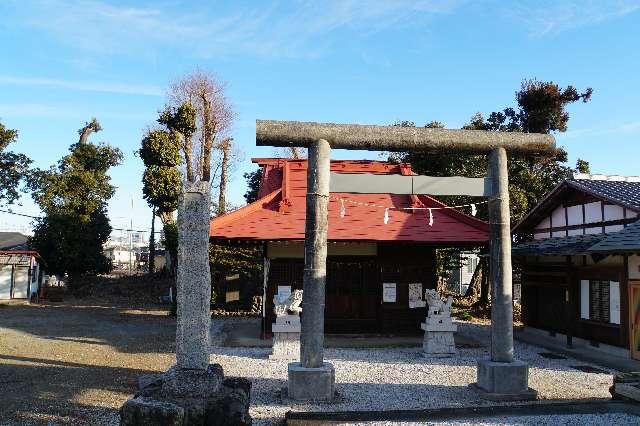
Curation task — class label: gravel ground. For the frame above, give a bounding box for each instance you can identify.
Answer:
[342,413,640,425]
[0,303,622,425]
[211,318,617,425]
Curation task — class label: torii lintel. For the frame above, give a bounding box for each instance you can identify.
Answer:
[256,120,557,155]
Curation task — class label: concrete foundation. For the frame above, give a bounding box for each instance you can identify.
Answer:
[474,359,537,401]
[287,362,335,401]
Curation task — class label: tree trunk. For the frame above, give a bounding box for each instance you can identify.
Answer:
[217,138,231,216]
[78,118,101,144]
[478,260,490,306]
[183,133,195,183]
[201,92,213,182]
[159,211,176,276]
[149,206,156,274]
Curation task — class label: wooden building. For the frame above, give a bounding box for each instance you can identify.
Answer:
[512,174,640,359]
[211,158,489,335]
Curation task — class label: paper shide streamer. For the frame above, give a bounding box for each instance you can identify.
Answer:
[384,208,389,224]
[427,208,433,227]
[340,199,346,218]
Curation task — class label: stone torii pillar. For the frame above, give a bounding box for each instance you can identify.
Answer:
[473,147,537,400]
[287,139,335,401]
[257,120,556,402]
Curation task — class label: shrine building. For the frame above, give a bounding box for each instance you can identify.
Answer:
[210,158,489,335]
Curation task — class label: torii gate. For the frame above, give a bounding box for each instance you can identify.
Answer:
[257,120,556,402]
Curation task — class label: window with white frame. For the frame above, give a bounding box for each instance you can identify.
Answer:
[580,279,620,324]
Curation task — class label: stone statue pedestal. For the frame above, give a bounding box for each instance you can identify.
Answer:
[120,364,252,425]
[120,183,252,425]
[421,314,457,357]
[270,315,301,360]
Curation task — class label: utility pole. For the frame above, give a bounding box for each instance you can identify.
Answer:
[129,196,133,275]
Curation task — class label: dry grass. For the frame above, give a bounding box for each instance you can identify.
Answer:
[68,272,174,306]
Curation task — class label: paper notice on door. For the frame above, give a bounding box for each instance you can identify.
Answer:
[382,283,396,302]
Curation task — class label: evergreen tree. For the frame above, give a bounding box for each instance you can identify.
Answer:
[243,168,262,204]
[139,112,186,273]
[0,120,31,207]
[29,119,122,285]
[394,79,593,305]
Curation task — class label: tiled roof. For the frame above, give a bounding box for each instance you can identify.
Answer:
[211,159,489,243]
[0,232,29,250]
[513,176,640,233]
[570,179,640,211]
[512,234,606,256]
[588,220,640,253]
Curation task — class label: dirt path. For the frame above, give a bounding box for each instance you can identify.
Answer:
[0,302,175,425]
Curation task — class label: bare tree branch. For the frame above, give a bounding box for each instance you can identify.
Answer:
[168,70,235,182]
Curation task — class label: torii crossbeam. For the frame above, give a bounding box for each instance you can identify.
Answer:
[256,119,556,402]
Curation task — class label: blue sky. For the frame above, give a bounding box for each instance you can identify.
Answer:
[1,0,639,237]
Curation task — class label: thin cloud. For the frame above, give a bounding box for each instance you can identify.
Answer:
[0,102,154,120]
[560,120,640,139]
[5,0,461,59]
[506,0,640,37]
[0,103,78,118]
[0,75,163,96]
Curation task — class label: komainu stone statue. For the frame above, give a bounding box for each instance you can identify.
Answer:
[424,289,453,316]
[270,290,303,360]
[274,289,303,317]
[421,289,457,356]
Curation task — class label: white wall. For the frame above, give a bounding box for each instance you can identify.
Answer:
[584,202,602,224]
[605,224,624,233]
[535,217,550,230]
[551,206,567,227]
[566,205,583,226]
[0,265,11,299]
[604,204,624,221]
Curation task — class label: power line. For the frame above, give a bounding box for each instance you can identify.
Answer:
[0,209,38,219]
[0,209,161,233]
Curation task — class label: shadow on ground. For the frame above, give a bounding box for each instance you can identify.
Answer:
[0,354,158,424]
[0,302,175,354]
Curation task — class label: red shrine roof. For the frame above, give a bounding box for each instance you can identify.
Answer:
[210,158,489,243]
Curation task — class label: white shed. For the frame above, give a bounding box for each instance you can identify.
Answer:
[0,250,44,300]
